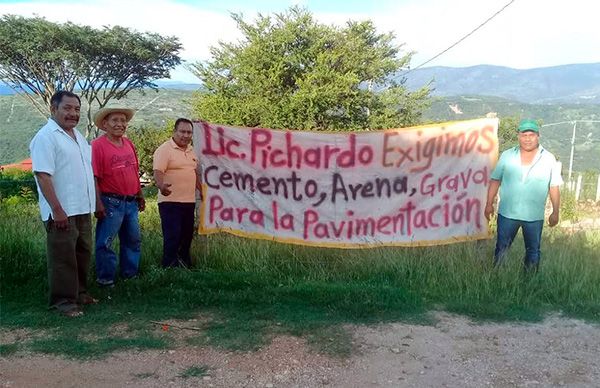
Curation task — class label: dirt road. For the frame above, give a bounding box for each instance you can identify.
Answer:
[2,313,599,387]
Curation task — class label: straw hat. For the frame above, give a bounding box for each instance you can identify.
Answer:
[93,108,135,129]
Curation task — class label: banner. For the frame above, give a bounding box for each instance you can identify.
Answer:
[194,118,498,248]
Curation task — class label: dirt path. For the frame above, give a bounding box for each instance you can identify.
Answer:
[2,313,599,388]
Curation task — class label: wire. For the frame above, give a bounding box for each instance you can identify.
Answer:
[404,0,516,75]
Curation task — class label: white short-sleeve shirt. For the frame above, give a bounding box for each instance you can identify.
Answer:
[30,118,96,221]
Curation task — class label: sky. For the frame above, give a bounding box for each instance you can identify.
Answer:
[1,0,599,83]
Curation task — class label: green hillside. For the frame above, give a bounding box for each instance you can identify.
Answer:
[424,95,600,172]
[2,90,599,172]
[0,89,195,165]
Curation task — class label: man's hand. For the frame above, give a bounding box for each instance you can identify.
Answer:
[196,183,203,201]
[36,172,69,230]
[137,197,146,212]
[52,207,69,230]
[484,203,495,221]
[159,183,172,196]
[548,210,559,227]
[94,202,106,220]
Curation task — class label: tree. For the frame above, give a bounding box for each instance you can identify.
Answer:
[126,124,172,179]
[190,7,430,131]
[498,115,520,151]
[0,15,182,137]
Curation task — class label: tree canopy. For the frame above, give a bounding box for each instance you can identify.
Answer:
[190,7,430,131]
[498,115,520,151]
[0,15,182,137]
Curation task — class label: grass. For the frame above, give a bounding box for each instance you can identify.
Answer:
[28,333,167,359]
[179,365,210,379]
[0,343,20,356]
[1,199,599,359]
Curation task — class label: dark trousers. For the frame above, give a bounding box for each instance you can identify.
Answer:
[158,202,195,268]
[44,214,92,307]
[494,214,544,271]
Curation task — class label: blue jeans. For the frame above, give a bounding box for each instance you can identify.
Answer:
[158,202,195,268]
[494,214,544,270]
[95,195,141,285]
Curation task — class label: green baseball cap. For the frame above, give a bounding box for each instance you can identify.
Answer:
[518,119,540,133]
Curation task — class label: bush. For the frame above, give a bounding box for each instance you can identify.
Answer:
[0,168,37,201]
[560,189,579,222]
[126,124,172,179]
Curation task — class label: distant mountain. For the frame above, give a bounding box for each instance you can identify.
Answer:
[2,63,599,171]
[154,80,202,91]
[4,63,600,103]
[0,80,202,95]
[403,63,600,104]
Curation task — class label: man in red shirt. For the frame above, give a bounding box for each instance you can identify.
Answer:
[92,108,145,287]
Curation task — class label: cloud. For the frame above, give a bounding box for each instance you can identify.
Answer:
[1,0,599,81]
[309,0,600,69]
[0,0,239,60]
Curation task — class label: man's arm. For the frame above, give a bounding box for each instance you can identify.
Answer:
[94,178,106,219]
[130,142,145,211]
[153,170,172,196]
[136,188,145,212]
[35,172,68,229]
[484,179,501,221]
[548,186,560,227]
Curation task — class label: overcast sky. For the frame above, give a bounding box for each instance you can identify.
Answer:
[1,0,598,82]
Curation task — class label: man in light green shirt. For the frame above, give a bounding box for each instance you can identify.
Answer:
[485,119,563,271]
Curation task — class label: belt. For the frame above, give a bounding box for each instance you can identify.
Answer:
[102,193,138,202]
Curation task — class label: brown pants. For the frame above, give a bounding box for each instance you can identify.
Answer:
[44,214,92,307]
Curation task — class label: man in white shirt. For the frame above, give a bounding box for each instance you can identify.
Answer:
[30,90,97,317]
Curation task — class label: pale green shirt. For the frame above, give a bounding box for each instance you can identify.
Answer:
[491,146,563,221]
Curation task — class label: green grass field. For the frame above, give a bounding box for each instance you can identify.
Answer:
[1,199,599,359]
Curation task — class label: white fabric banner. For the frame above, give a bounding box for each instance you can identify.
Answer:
[193,118,498,248]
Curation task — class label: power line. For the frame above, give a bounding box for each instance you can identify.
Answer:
[404,0,516,75]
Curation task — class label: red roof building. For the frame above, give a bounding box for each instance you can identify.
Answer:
[0,158,32,171]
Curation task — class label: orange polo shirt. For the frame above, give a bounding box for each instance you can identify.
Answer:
[153,138,198,203]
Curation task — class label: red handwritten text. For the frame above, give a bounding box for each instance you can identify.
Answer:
[382,126,495,172]
[250,129,374,170]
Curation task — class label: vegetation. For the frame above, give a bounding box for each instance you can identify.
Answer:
[424,96,600,172]
[190,7,431,130]
[1,6,597,364]
[1,198,599,359]
[179,365,210,379]
[0,89,193,165]
[126,124,173,178]
[3,90,597,172]
[0,168,36,201]
[497,115,519,151]
[0,15,182,137]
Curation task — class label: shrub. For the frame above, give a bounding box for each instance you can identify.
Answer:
[126,124,172,179]
[560,189,579,222]
[0,168,36,201]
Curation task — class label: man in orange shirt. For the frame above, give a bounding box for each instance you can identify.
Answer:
[152,118,201,268]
